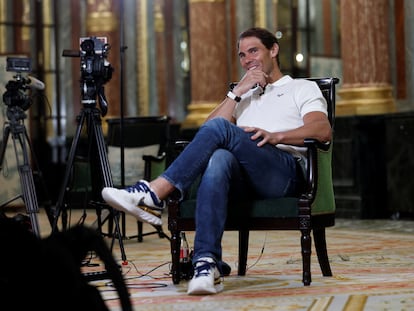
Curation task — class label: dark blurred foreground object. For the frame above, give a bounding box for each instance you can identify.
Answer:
[0,212,132,311]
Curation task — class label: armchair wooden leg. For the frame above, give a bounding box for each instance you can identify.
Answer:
[170,231,181,284]
[137,221,144,242]
[238,229,249,276]
[301,229,312,286]
[313,228,332,276]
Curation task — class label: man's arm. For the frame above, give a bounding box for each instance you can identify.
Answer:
[205,96,237,123]
[205,67,268,124]
[244,111,332,147]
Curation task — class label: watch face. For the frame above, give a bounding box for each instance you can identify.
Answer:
[229,82,238,90]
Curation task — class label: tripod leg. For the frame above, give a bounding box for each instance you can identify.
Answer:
[23,127,54,228]
[52,112,87,233]
[1,121,42,236]
[0,125,11,171]
[89,110,127,262]
[12,129,41,237]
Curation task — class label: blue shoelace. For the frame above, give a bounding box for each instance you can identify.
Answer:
[194,260,216,278]
[126,181,150,194]
[125,181,164,209]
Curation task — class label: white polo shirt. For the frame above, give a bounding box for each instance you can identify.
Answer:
[233,75,328,157]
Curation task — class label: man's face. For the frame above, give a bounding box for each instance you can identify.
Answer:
[238,36,277,74]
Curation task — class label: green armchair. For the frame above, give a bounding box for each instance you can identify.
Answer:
[167,77,340,285]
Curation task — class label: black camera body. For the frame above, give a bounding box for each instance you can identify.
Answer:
[62,36,113,115]
[3,79,31,111]
[2,57,32,111]
[79,37,113,84]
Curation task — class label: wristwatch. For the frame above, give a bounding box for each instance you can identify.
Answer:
[226,91,241,102]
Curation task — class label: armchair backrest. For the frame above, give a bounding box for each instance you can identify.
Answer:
[306,77,339,128]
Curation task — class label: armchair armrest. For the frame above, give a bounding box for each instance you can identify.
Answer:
[142,153,166,162]
[143,152,166,180]
[304,138,331,151]
[302,138,335,215]
[173,140,191,150]
[303,138,327,197]
[165,140,191,167]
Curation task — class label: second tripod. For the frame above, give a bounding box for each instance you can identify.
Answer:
[52,36,127,262]
[52,104,127,262]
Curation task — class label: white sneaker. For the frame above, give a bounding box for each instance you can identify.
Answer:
[101,180,165,226]
[187,257,223,295]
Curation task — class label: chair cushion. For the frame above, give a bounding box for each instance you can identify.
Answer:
[248,198,299,217]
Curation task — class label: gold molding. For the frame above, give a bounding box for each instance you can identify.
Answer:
[137,0,149,115]
[255,0,266,28]
[189,0,224,3]
[0,1,6,53]
[86,11,118,32]
[42,0,54,140]
[154,3,165,33]
[22,0,30,41]
[181,101,218,128]
[336,85,396,116]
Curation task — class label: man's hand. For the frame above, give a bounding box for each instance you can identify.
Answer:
[241,111,332,148]
[233,67,268,96]
[243,126,279,147]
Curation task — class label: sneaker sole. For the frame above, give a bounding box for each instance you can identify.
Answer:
[102,188,162,226]
[187,279,223,295]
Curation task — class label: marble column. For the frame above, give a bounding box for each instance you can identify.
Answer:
[182,0,228,128]
[337,0,396,115]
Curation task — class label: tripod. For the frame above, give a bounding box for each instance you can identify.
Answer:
[0,105,53,237]
[52,100,127,262]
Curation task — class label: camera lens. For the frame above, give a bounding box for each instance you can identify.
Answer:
[80,39,94,54]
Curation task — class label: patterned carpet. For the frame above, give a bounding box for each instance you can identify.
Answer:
[36,209,414,310]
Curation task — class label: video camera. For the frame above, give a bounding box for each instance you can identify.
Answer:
[79,37,113,84]
[2,57,42,111]
[63,36,113,116]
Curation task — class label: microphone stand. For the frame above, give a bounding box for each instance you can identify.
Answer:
[118,0,128,237]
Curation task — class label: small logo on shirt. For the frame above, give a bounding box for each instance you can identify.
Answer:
[277,93,284,97]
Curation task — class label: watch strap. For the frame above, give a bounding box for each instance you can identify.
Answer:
[227,91,241,102]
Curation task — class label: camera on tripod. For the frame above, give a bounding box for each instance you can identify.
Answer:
[0,56,46,236]
[3,57,35,111]
[79,37,112,85]
[63,36,113,116]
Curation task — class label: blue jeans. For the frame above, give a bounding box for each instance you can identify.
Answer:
[161,118,301,266]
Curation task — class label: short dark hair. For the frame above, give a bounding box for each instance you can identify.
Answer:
[238,27,280,66]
